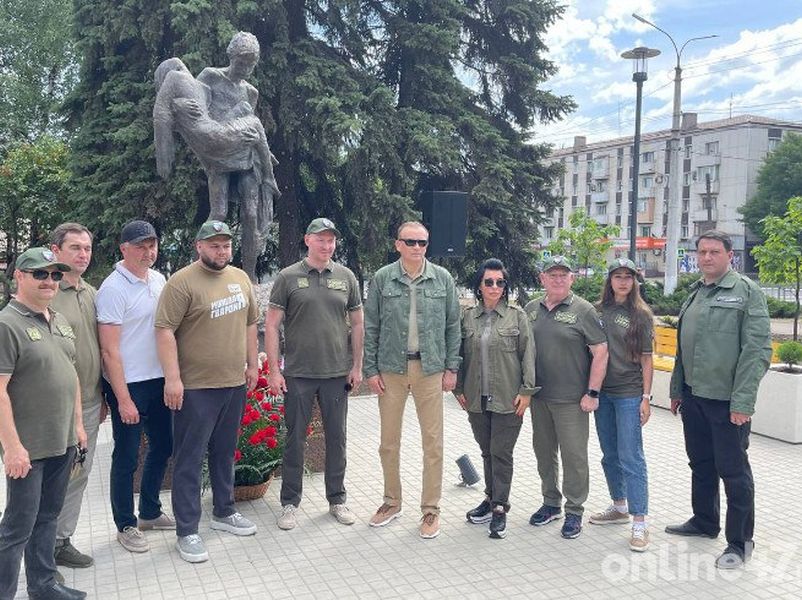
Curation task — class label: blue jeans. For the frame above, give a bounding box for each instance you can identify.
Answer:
[104,378,172,531]
[594,393,649,516]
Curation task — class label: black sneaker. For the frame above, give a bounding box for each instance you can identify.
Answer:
[54,538,94,568]
[529,504,563,526]
[561,513,582,539]
[466,499,492,524]
[488,510,507,539]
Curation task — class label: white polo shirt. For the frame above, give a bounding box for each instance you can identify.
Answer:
[96,262,166,383]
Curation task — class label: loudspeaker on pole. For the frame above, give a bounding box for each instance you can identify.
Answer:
[418,190,468,257]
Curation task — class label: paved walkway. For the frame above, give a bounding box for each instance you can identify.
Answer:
[4,395,802,599]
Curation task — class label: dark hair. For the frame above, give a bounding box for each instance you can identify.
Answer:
[396,220,428,239]
[473,258,510,303]
[50,223,93,248]
[599,268,654,363]
[695,229,732,252]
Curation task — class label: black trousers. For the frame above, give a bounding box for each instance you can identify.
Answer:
[681,387,754,548]
[280,376,349,508]
[467,398,523,513]
[0,447,74,600]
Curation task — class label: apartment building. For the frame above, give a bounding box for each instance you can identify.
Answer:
[542,114,802,274]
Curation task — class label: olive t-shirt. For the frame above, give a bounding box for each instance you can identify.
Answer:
[0,301,78,460]
[269,259,362,378]
[51,279,102,408]
[599,303,653,397]
[524,293,606,402]
[155,262,258,389]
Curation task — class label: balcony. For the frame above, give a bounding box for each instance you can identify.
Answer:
[638,198,655,223]
[591,190,610,203]
[639,161,656,174]
[695,152,721,168]
[691,178,720,195]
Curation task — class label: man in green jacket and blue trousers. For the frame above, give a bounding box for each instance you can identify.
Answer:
[666,230,772,570]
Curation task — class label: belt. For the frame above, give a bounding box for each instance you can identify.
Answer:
[406,352,422,360]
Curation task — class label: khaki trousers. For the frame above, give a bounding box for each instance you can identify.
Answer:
[379,360,443,515]
[531,400,589,516]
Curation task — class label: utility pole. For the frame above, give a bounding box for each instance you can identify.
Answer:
[633,13,717,295]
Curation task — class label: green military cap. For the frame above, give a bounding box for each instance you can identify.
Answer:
[306,217,341,237]
[542,255,573,272]
[608,257,638,275]
[16,247,71,272]
[196,221,232,240]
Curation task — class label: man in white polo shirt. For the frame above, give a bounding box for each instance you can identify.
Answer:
[96,220,175,554]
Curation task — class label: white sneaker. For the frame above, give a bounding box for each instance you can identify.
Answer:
[176,534,209,563]
[210,512,257,536]
[329,504,357,525]
[277,505,298,530]
[629,524,650,552]
[589,505,630,525]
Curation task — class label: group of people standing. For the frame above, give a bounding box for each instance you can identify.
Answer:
[0,217,771,599]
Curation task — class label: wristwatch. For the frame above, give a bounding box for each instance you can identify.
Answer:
[586,388,600,398]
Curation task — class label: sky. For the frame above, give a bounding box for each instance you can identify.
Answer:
[535,0,802,148]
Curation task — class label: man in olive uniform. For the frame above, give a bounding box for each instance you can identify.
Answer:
[49,223,104,569]
[524,255,608,540]
[0,248,87,600]
[666,230,772,569]
[266,218,364,531]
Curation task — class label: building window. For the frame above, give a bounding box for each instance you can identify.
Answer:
[681,226,689,239]
[684,145,692,159]
[571,195,578,207]
[768,137,781,152]
[596,204,607,215]
[543,227,554,240]
[641,176,654,190]
[705,141,719,155]
[637,199,648,212]
[640,226,651,237]
[641,151,655,163]
[696,165,719,183]
[683,172,692,186]
[572,155,579,171]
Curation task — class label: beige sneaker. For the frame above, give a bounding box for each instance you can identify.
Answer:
[369,503,403,527]
[329,504,357,525]
[629,524,650,552]
[419,513,440,539]
[277,505,298,530]
[589,505,630,525]
[117,526,149,553]
[138,512,176,530]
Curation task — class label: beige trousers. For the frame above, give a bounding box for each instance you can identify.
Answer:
[378,360,443,516]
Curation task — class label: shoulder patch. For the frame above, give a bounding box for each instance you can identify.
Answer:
[327,278,348,291]
[57,324,76,339]
[26,327,42,341]
[297,277,309,289]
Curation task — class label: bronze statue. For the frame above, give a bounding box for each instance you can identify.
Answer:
[154,32,278,280]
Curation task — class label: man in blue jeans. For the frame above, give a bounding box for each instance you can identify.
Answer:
[97,220,175,553]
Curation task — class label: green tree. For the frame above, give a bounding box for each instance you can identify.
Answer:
[741,133,802,238]
[752,196,802,340]
[546,209,620,279]
[0,136,72,304]
[0,0,77,146]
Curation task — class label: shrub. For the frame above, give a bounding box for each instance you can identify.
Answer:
[766,296,799,318]
[777,341,802,369]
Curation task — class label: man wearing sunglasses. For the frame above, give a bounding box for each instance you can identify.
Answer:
[364,221,461,539]
[0,247,88,600]
[47,223,103,571]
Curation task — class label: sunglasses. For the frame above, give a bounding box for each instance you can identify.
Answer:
[399,239,429,247]
[483,278,507,288]
[26,269,64,282]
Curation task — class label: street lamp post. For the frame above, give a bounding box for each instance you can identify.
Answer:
[633,13,717,294]
[621,46,660,262]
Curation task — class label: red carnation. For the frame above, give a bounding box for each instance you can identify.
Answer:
[263,426,277,437]
[260,401,273,412]
[279,405,285,415]
[248,432,261,445]
[306,425,314,437]
[257,376,268,388]
[264,437,278,449]
[234,449,242,462]
[269,413,281,422]
[246,390,254,399]
[254,390,265,402]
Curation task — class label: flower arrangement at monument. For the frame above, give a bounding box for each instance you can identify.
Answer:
[234,360,286,493]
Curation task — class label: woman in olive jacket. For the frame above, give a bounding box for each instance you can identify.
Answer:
[454,258,536,539]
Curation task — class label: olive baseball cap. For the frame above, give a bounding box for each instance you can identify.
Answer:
[306,217,340,237]
[542,255,573,272]
[16,247,71,272]
[121,220,157,244]
[608,258,638,275]
[196,221,232,240]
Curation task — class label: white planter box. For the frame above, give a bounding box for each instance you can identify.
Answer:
[650,368,802,444]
